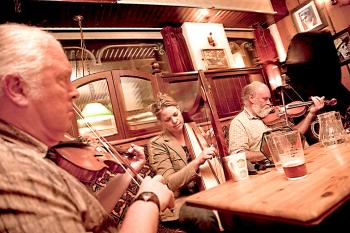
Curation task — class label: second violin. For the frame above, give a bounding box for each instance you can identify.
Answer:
[262,98,337,126]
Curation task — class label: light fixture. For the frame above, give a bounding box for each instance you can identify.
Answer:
[198,8,209,17]
[81,102,112,118]
[78,102,116,137]
[198,8,210,22]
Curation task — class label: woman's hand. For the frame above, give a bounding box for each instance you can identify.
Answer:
[195,145,216,165]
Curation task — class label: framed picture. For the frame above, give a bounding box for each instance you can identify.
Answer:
[333,26,350,65]
[201,48,229,70]
[291,0,327,33]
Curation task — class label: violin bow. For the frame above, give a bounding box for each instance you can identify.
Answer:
[73,104,143,186]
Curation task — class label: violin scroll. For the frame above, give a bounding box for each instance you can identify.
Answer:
[326,98,337,107]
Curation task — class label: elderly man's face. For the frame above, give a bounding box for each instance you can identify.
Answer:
[250,86,272,118]
[29,42,79,146]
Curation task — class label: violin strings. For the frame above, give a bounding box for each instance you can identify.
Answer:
[73,104,143,186]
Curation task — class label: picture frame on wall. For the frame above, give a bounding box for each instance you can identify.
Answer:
[291,0,327,33]
[201,48,229,70]
[333,26,350,65]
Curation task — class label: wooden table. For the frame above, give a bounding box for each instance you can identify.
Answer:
[186,142,350,226]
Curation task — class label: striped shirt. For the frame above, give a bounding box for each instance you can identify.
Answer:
[0,120,118,233]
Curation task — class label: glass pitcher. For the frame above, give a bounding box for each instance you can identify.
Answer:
[311,111,346,146]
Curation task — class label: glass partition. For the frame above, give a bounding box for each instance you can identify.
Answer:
[163,80,206,123]
[119,76,158,130]
[75,79,118,137]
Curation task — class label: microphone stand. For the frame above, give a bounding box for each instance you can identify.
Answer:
[279,86,290,127]
[275,84,298,129]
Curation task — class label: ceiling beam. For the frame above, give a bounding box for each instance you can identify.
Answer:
[118,0,276,14]
[32,0,117,3]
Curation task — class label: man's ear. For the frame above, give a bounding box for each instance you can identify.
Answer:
[1,74,29,106]
[248,94,255,103]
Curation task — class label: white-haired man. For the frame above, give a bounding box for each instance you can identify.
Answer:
[228,81,324,164]
[0,23,174,233]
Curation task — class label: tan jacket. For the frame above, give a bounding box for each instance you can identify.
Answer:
[147,130,200,221]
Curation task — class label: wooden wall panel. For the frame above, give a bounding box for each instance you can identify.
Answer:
[210,74,250,117]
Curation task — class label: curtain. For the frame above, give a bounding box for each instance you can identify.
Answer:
[253,26,281,90]
[253,26,278,64]
[271,0,288,23]
[161,26,194,73]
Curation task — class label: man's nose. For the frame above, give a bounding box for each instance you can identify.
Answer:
[69,83,80,99]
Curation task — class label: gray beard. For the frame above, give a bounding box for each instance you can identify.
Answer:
[252,104,272,118]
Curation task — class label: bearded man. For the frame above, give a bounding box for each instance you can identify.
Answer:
[228,81,324,164]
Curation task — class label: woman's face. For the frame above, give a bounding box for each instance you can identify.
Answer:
[159,105,184,135]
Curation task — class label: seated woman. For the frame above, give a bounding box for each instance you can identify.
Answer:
[147,93,223,233]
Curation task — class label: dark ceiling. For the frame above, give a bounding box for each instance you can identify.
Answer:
[0,0,276,30]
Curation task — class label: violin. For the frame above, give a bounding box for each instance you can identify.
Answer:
[48,140,128,185]
[262,98,337,126]
[47,104,143,186]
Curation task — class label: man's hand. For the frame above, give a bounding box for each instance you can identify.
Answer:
[127,144,146,173]
[309,96,325,115]
[137,175,175,212]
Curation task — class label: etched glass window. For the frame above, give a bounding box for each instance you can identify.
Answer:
[75,79,118,137]
[120,76,158,130]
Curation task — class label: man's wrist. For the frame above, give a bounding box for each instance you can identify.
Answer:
[133,191,160,211]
